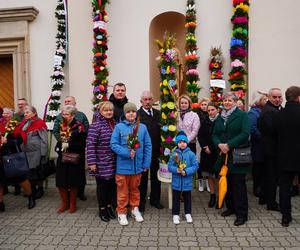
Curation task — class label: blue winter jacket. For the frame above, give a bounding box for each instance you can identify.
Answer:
[110,119,152,175]
[168,147,199,191]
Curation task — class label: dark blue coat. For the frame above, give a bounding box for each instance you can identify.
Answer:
[248,106,264,162]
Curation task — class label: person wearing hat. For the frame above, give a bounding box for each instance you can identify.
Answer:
[168,130,199,225]
[110,102,152,226]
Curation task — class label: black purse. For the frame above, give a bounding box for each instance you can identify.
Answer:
[29,159,56,182]
[232,142,252,166]
[2,145,29,178]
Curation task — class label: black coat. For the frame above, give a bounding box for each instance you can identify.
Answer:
[56,119,87,188]
[109,94,128,123]
[137,107,161,158]
[274,101,300,172]
[197,112,217,173]
[258,101,281,156]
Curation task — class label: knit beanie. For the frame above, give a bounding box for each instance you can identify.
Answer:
[175,130,189,144]
[123,102,137,114]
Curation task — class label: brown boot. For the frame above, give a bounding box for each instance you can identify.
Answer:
[69,188,77,213]
[57,188,68,213]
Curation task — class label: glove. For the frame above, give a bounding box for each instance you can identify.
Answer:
[62,142,69,152]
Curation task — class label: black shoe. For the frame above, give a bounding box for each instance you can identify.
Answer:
[267,203,280,212]
[27,195,36,209]
[34,187,44,200]
[221,209,235,217]
[208,194,216,208]
[139,204,145,213]
[258,198,266,205]
[291,185,299,197]
[77,193,87,201]
[253,187,261,197]
[0,202,5,212]
[281,215,292,227]
[150,202,164,209]
[99,208,110,222]
[106,206,116,219]
[234,217,247,226]
[14,186,21,196]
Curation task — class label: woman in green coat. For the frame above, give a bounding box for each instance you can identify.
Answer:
[212,92,251,226]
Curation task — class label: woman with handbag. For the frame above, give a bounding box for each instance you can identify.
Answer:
[0,108,35,211]
[55,105,87,213]
[212,92,251,226]
[87,101,116,222]
[14,105,48,200]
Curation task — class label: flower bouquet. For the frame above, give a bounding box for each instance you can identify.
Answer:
[175,152,186,172]
[4,120,19,138]
[60,121,71,143]
[127,116,140,151]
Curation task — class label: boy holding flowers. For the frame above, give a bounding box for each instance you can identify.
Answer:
[111,103,152,226]
[168,130,199,224]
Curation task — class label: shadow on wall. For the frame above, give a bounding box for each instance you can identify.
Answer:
[149,11,185,102]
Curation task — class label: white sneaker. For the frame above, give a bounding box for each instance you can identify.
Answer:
[206,179,210,193]
[118,214,129,226]
[131,207,144,222]
[198,179,204,192]
[185,214,193,223]
[173,215,180,225]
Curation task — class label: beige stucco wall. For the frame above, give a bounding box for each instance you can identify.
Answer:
[0,0,299,119]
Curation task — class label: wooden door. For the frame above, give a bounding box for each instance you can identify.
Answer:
[0,55,14,109]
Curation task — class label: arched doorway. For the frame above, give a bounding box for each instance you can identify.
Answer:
[149,11,185,102]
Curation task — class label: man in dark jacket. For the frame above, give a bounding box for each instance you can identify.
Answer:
[258,88,283,211]
[275,86,300,227]
[109,83,128,123]
[137,91,163,211]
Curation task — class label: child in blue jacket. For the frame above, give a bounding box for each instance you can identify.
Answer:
[111,102,152,226]
[168,130,199,224]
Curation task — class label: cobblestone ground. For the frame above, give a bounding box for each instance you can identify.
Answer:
[1,178,300,250]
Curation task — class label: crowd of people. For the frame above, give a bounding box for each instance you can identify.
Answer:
[0,83,299,228]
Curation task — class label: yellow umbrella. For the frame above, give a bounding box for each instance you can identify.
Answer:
[218,154,228,209]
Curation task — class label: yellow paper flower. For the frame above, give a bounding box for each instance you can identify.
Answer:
[163,89,169,95]
[235,3,249,12]
[163,80,168,86]
[167,102,175,110]
[161,103,167,109]
[161,136,165,142]
[162,112,167,120]
[166,66,170,74]
[168,125,176,131]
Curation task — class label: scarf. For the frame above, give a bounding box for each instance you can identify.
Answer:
[180,108,191,120]
[221,106,236,125]
[209,113,219,122]
[15,117,47,144]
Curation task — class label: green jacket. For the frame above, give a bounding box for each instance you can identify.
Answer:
[212,108,251,174]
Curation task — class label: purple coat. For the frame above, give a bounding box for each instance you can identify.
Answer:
[86,114,116,179]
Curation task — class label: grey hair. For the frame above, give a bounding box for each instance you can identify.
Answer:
[62,105,77,115]
[140,90,153,99]
[268,88,281,96]
[222,91,238,101]
[3,107,14,116]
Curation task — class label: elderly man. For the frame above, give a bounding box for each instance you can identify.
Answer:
[13,98,28,122]
[275,86,300,227]
[137,91,163,211]
[108,83,128,123]
[53,96,89,201]
[258,88,283,211]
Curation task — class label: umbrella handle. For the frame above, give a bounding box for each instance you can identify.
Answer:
[224,153,228,166]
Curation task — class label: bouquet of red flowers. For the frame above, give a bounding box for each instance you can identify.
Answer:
[127,116,140,150]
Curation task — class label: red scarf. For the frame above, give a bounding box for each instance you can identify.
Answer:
[0,118,5,135]
[14,117,47,144]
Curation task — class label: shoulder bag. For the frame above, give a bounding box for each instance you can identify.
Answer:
[232,141,252,166]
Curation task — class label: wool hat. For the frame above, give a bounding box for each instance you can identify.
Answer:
[175,130,189,144]
[123,102,137,113]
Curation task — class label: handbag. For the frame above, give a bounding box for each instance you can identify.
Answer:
[61,152,80,165]
[29,159,56,181]
[2,145,29,178]
[232,142,252,166]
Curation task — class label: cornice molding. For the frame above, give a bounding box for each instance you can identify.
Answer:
[0,6,39,22]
